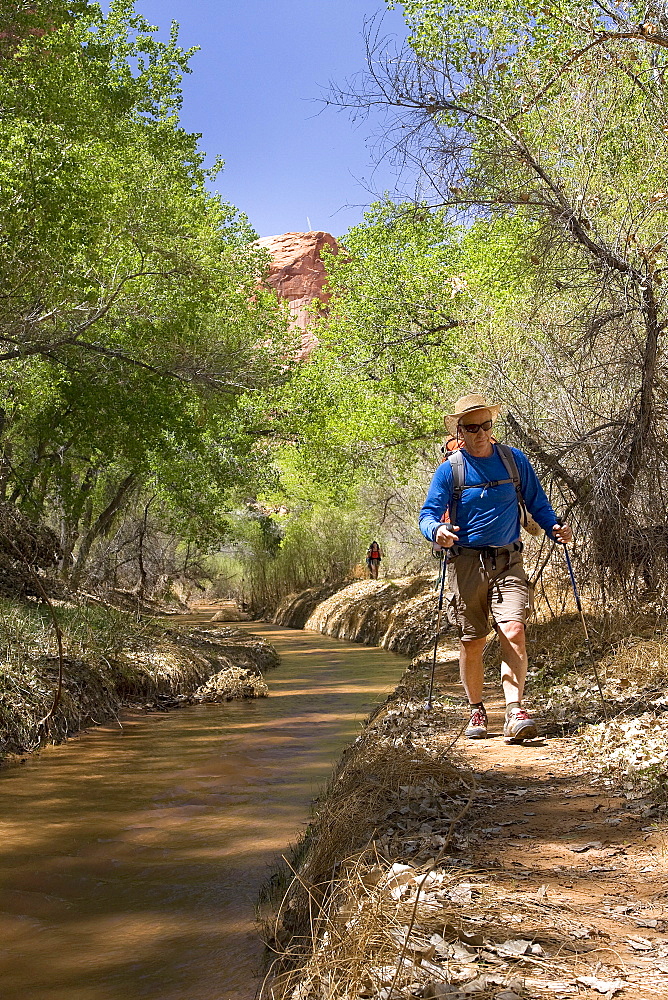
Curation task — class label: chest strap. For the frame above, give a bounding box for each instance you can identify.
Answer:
[446,446,528,528]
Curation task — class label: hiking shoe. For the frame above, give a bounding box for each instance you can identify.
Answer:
[504,707,539,742]
[465,705,488,739]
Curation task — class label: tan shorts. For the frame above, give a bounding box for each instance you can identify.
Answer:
[445,543,533,641]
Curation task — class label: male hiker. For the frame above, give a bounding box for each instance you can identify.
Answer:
[366,541,382,579]
[418,393,572,742]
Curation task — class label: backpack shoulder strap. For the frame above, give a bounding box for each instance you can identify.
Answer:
[495,443,520,483]
[495,443,528,526]
[446,449,466,526]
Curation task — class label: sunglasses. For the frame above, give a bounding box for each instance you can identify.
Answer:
[459,419,493,433]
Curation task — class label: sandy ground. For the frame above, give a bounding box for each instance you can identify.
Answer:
[431,648,668,999]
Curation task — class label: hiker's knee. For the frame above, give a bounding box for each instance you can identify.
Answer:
[498,619,525,646]
[460,635,486,660]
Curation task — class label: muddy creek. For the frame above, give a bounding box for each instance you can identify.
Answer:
[0,620,406,1000]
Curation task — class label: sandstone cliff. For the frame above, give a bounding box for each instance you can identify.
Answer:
[256,231,339,356]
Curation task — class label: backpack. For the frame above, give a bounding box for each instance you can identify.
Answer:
[446,443,540,535]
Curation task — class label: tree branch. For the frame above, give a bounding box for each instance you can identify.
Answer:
[506,411,591,504]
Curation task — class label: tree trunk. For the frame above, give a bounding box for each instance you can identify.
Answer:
[68,472,139,591]
[616,284,660,511]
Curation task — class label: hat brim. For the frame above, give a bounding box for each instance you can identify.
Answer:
[444,403,500,433]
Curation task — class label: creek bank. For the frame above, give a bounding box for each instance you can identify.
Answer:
[272,581,352,629]
[274,580,668,804]
[274,576,439,657]
[263,649,668,1000]
[0,598,278,759]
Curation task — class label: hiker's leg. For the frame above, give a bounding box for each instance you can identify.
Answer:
[459,636,487,704]
[489,547,531,707]
[497,620,528,706]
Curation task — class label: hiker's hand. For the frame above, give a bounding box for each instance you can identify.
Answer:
[553,522,573,544]
[435,524,459,548]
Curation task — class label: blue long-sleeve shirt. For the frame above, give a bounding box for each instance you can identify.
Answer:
[418,445,558,547]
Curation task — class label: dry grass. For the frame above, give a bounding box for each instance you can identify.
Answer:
[599,634,668,687]
[302,577,437,657]
[0,599,275,756]
[259,681,470,992]
[525,603,668,678]
[520,602,668,800]
[269,854,618,1000]
[473,599,668,726]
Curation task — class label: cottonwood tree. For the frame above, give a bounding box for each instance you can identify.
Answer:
[325,0,668,592]
[0,1,295,588]
[0,0,285,384]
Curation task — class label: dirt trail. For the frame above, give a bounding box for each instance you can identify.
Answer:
[432,647,668,998]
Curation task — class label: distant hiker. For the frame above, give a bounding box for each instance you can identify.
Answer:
[418,393,572,743]
[366,541,382,579]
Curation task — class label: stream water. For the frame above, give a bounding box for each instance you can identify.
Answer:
[0,620,406,1000]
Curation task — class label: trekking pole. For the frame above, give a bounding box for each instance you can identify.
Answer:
[427,546,447,710]
[558,538,609,722]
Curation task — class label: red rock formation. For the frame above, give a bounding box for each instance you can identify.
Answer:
[256,231,339,356]
[0,6,50,47]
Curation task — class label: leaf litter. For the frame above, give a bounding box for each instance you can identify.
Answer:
[259,665,664,1000]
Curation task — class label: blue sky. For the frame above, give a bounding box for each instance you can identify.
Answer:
[128,1,409,238]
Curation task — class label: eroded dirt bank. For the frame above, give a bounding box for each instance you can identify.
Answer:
[0,600,278,758]
[274,576,437,656]
[265,643,668,1000]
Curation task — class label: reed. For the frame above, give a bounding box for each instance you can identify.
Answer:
[240,506,369,614]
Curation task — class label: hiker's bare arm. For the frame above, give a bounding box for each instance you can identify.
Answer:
[552,523,573,544]
[434,524,460,548]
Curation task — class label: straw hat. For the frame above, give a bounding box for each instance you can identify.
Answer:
[444,393,501,432]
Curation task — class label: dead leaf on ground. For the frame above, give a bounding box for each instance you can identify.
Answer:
[422,984,467,999]
[626,935,653,951]
[576,975,629,995]
[494,939,532,958]
[570,840,603,852]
